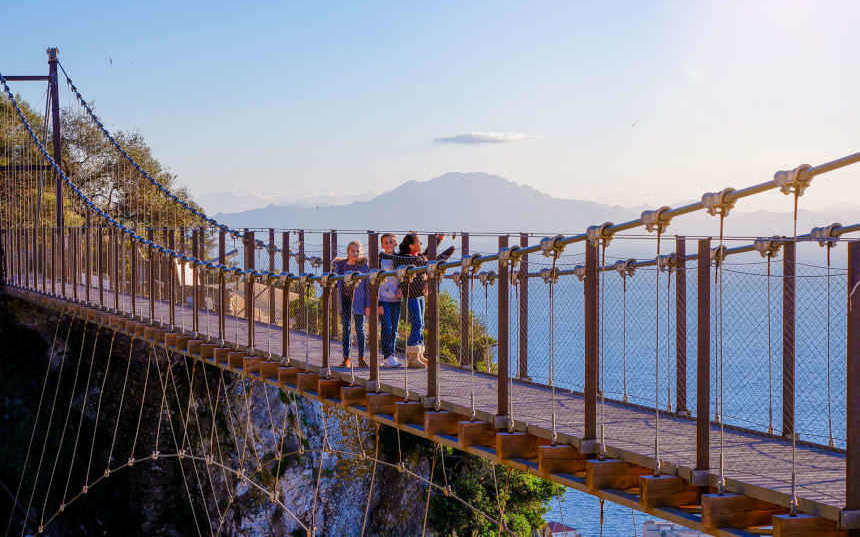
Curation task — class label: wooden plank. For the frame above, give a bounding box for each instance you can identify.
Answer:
[702,493,785,530]
[584,240,598,440]
[318,379,344,400]
[586,459,650,491]
[424,411,461,436]
[366,393,399,416]
[458,420,496,448]
[772,514,847,537]
[243,357,263,375]
[213,347,230,365]
[394,401,424,425]
[639,475,698,508]
[227,351,246,370]
[340,386,367,406]
[173,335,190,352]
[258,362,280,380]
[496,432,546,460]
[538,445,586,475]
[199,343,218,360]
[278,366,301,386]
[297,372,320,394]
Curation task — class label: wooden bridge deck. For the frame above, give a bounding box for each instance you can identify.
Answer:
[8,280,851,534]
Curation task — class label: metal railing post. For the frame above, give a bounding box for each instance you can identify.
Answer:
[218,229,226,341]
[97,224,103,307]
[168,228,175,327]
[497,235,510,424]
[269,228,276,327]
[245,230,255,350]
[330,230,339,340]
[85,213,91,304]
[298,230,306,327]
[519,232,529,379]
[696,238,711,475]
[675,236,687,415]
[783,240,796,438]
[321,232,331,372]
[71,227,78,301]
[368,231,379,384]
[281,231,290,361]
[427,234,440,403]
[460,232,470,366]
[192,229,199,333]
[130,230,137,317]
[847,240,860,514]
[584,238,599,441]
[148,228,155,321]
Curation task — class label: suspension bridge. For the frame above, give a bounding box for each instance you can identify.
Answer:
[1,49,859,536]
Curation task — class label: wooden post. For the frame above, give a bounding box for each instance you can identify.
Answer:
[330,230,339,340]
[112,228,119,311]
[130,231,137,317]
[519,232,529,379]
[281,231,290,362]
[368,231,379,383]
[368,230,379,269]
[585,239,599,441]
[783,240,795,438]
[168,228,175,327]
[269,228,276,326]
[298,230,305,326]
[696,238,711,474]
[245,230,255,351]
[427,234,440,403]
[497,235,510,423]
[71,227,78,301]
[148,228,155,321]
[321,232,331,371]
[218,229,226,341]
[675,236,687,414]
[192,229,199,334]
[97,225,103,307]
[847,240,860,515]
[460,232,470,366]
[85,214,91,304]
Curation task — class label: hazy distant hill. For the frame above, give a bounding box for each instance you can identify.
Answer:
[214,172,856,257]
[215,172,636,234]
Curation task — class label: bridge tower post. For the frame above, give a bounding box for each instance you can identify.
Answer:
[847,240,860,527]
[497,235,510,426]
[584,237,599,443]
[675,236,687,415]
[47,48,64,296]
[782,240,796,438]
[694,238,711,483]
[519,232,529,379]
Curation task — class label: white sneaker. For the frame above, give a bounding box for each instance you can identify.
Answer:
[383,355,402,368]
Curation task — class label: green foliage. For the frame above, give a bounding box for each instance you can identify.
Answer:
[428,446,564,536]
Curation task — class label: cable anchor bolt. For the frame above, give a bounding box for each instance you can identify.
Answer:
[614,258,637,278]
[641,206,672,234]
[701,187,737,217]
[586,221,615,247]
[810,222,842,248]
[539,234,565,257]
[774,163,813,197]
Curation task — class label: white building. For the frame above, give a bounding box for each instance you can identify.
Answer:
[642,520,706,536]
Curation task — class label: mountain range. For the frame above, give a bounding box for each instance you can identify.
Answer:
[214,173,856,250]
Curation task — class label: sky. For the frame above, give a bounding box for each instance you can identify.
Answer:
[2,0,858,214]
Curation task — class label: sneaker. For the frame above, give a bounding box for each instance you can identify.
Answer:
[383,355,402,368]
[340,357,352,368]
[358,357,369,368]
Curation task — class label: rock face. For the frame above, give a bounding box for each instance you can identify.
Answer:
[0,295,436,537]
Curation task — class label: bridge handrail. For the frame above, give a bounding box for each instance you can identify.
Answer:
[4,72,859,290]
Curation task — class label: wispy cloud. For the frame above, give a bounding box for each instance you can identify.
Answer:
[433,132,538,144]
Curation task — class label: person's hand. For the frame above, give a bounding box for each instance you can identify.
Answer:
[396,289,402,299]
[364,307,370,316]
[378,306,384,316]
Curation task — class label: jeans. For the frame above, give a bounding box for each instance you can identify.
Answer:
[381,301,401,357]
[341,298,366,358]
[406,296,424,346]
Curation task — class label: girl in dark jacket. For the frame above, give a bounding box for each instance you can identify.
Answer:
[393,233,454,368]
